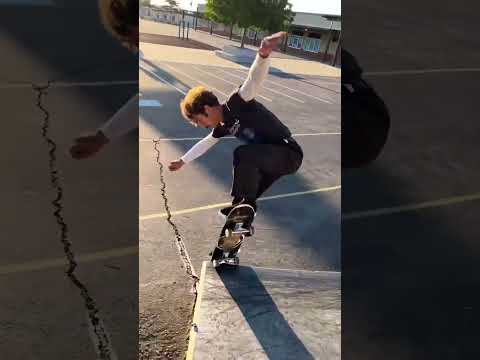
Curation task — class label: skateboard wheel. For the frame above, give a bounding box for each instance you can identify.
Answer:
[225,229,232,238]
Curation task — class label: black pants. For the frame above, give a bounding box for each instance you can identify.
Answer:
[230,141,303,202]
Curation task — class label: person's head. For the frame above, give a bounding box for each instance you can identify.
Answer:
[180,86,223,129]
[98,0,139,52]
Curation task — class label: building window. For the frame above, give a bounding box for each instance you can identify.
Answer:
[302,37,321,53]
[287,35,303,49]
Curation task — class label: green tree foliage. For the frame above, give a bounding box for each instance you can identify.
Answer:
[259,0,294,33]
[205,0,293,47]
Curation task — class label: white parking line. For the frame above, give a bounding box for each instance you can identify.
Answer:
[216,68,306,104]
[232,68,332,104]
[191,65,272,102]
[0,80,138,89]
[140,63,187,95]
[0,0,53,5]
[139,186,340,221]
[161,63,228,98]
[138,132,341,142]
[140,99,163,107]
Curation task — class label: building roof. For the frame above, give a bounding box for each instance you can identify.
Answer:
[292,12,341,31]
[195,4,341,31]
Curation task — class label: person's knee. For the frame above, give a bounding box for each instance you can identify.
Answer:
[233,145,250,165]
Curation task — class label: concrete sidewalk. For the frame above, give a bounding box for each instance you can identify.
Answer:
[140,42,341,77]
[187,262,341,359]
[140,19,301,61]
[140,20,341,77]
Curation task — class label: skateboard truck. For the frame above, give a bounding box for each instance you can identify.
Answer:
[225,223,255,237]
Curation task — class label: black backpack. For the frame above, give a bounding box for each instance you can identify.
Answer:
[342,49,390,168]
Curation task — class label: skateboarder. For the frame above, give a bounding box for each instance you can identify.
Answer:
[70,0,139,159]
[169,32,303,219]
[342,48,390,168]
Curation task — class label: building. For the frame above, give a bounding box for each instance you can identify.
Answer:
[193,4,341,64]
[140,3,341,64]
[284,12,341,63]
[140,5,196,27]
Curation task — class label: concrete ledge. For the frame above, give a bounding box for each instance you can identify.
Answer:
[187,262,341,359]
[215,45,258,65]
[215,51,254,66]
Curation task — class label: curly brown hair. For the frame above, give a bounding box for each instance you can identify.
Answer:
[98,0,138,50]
[180,86,220,122]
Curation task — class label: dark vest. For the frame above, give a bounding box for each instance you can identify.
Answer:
[212,91,292,145]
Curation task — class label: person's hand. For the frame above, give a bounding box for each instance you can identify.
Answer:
[168,159,185,171]
[70,130,110,159]
[259,31,287,58]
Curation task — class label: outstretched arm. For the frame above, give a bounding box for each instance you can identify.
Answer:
[99,93,139,139]
[70,93,138,159]
[169,132,219,171]
[238,31,286,102]
[238,54,271,102]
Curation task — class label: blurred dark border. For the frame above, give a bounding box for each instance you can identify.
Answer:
[342,1,480,359]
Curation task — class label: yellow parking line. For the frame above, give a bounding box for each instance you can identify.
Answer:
[139,186,341,221]
[343,192,480,220]
[186,261,207,360]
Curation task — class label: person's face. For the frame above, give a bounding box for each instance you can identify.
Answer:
[190,105,222,129]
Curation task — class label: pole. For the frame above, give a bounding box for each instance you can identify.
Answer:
[322,21,333,62]
[194,6,198,30]
[332,31,342,66]
[187,22,190,40]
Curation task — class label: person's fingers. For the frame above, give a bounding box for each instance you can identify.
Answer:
[70,146,88,158]
[70,143,98,159]
[169,162,182,171]
[73,136,96,144]
[265,31,285,44]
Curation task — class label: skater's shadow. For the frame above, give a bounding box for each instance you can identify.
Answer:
[216,266,318,360]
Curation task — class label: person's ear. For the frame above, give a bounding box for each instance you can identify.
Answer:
[203,105,212,117]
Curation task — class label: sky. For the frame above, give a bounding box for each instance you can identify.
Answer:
[151,0,341,16]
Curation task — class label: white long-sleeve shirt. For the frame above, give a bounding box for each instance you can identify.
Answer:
[98,93,139,139]
[180,54,271,164]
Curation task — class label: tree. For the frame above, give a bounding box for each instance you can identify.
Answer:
[165,0,179,8]
[140,0,151,6]
[206,0,293,48]
[205,0,258,48]
[259,0,294,33]
[205,0,237,38]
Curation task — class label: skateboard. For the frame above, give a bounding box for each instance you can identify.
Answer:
[210,204,255,268]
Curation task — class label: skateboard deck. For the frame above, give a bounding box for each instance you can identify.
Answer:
[210,204,255,268]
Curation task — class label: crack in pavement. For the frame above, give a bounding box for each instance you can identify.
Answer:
[151,140,200,350]
[33,82,116,359]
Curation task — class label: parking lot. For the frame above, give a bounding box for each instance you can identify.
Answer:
[138,40,341,358]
